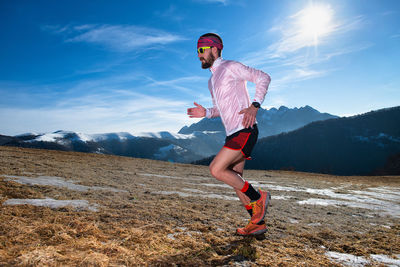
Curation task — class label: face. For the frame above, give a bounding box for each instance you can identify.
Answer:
[198,47,216,69]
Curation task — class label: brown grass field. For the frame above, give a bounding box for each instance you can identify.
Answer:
[0,146,399,266]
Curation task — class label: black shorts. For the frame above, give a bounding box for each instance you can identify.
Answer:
[224,124,258,160]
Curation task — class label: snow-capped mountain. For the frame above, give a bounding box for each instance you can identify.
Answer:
[23,130,137,143]
[1,129,223,163]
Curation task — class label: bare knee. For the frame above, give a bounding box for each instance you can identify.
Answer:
[209,162,224,181]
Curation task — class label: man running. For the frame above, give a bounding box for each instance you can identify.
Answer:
[187,33,272,235]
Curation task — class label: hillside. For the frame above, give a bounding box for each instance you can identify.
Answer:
[248,106,400,175]
[0,146,399,266]
[196,106,400,176]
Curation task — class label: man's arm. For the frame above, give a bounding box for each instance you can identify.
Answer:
[205,91,220,118]
[232,62,271,128]
[188,101,220,119]
[233,62,271,105]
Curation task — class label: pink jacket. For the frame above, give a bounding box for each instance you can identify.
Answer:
[205,57,271,136]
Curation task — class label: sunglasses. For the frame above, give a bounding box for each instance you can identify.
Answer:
[197,46,212,54]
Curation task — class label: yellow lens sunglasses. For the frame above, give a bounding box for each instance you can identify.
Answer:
[197,46,212,54]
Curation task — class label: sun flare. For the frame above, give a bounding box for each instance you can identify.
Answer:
[297,4,334,46]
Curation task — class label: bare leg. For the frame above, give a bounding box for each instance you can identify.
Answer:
[209,147,246,190]
[230,160,251,206]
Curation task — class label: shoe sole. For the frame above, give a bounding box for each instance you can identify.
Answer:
[237,228,267,236]
[251,191,271,224]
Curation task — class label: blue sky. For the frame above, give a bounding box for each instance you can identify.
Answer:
[1,0,399,136]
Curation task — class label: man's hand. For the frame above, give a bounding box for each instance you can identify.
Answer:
[239,105,258,128]
[187,102,206,118]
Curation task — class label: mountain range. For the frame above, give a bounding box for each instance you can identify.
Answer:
[0,105,335,163]
[179,105,336,138]
[2,105,399,175]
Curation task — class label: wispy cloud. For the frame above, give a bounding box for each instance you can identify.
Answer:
[245,42,373,69]
[271,68,327,90]
[144,75,207,94]
[43,24,186,52]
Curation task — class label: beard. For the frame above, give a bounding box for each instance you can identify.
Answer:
[200,53,216,69]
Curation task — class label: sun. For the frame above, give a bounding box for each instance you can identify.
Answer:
[297,4,334,46]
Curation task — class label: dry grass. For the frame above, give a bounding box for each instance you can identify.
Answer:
[0,146,399,266]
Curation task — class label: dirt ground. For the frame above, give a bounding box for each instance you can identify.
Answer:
[0,146,399,266]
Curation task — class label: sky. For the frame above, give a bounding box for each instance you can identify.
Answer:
[1,0,399,136]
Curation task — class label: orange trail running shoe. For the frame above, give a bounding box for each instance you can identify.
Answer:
[237,221,267,236]
[250,190,271,224]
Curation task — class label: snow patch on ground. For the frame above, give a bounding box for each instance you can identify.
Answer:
[4,175,127,193]
[257,181,400,218]
[272,195,294,200]
[326,251,400,267]
[201,183,231,188]
[351,187,400,201]
[325,251,370,266]
[166,227,202,240]
[370,254,400,266]
[140,173,400,218]
[3,198,98,212]
[297,188,400,218]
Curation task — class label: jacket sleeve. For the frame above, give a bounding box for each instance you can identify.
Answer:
[231,61,271,105]
[206,87,220,118]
